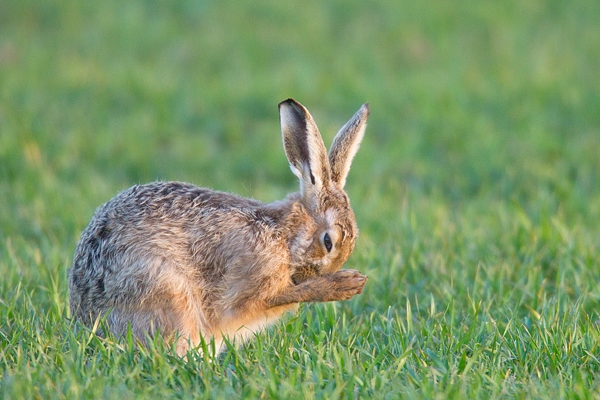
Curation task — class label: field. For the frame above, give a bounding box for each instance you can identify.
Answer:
[1,0,600,398]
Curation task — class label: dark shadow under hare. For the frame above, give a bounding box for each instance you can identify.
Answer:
[68,99,369,356]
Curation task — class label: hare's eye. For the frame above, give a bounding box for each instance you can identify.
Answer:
[323,233,333,252]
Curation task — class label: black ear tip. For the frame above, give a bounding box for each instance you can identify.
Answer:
[362,103,370,116]
[279,98,299,109]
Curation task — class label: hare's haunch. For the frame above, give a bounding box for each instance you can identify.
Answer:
[69,99,369,355]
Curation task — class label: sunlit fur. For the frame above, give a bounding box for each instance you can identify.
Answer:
[68,99,369,356]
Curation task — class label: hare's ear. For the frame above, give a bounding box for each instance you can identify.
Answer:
[328,103,369,189]
[279,99,331,199]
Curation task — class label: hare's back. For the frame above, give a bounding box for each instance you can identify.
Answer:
[106,181,264,220]
[78,181,267,255]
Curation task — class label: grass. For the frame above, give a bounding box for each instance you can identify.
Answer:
[1,0,600,398]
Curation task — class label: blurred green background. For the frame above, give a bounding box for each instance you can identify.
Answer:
[1,0,599,236]
[1,0,600,397]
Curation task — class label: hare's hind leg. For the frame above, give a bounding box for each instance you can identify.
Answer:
[106,307,174,342]
[169,295,204,356]
[107,304,205,356]
[106,258,208,355]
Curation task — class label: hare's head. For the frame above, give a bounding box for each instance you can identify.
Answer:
[279,99,369,283]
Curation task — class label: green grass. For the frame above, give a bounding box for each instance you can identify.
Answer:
[1,0,600,398]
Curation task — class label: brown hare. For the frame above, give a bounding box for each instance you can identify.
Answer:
[69,99,369,355]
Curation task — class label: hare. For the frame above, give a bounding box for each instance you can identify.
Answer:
[68,99,369,356]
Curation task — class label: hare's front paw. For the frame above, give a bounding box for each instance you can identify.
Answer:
[322,269,367,301]
[267,269,368,307]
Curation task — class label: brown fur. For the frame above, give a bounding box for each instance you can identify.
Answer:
[68,99,370,355]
